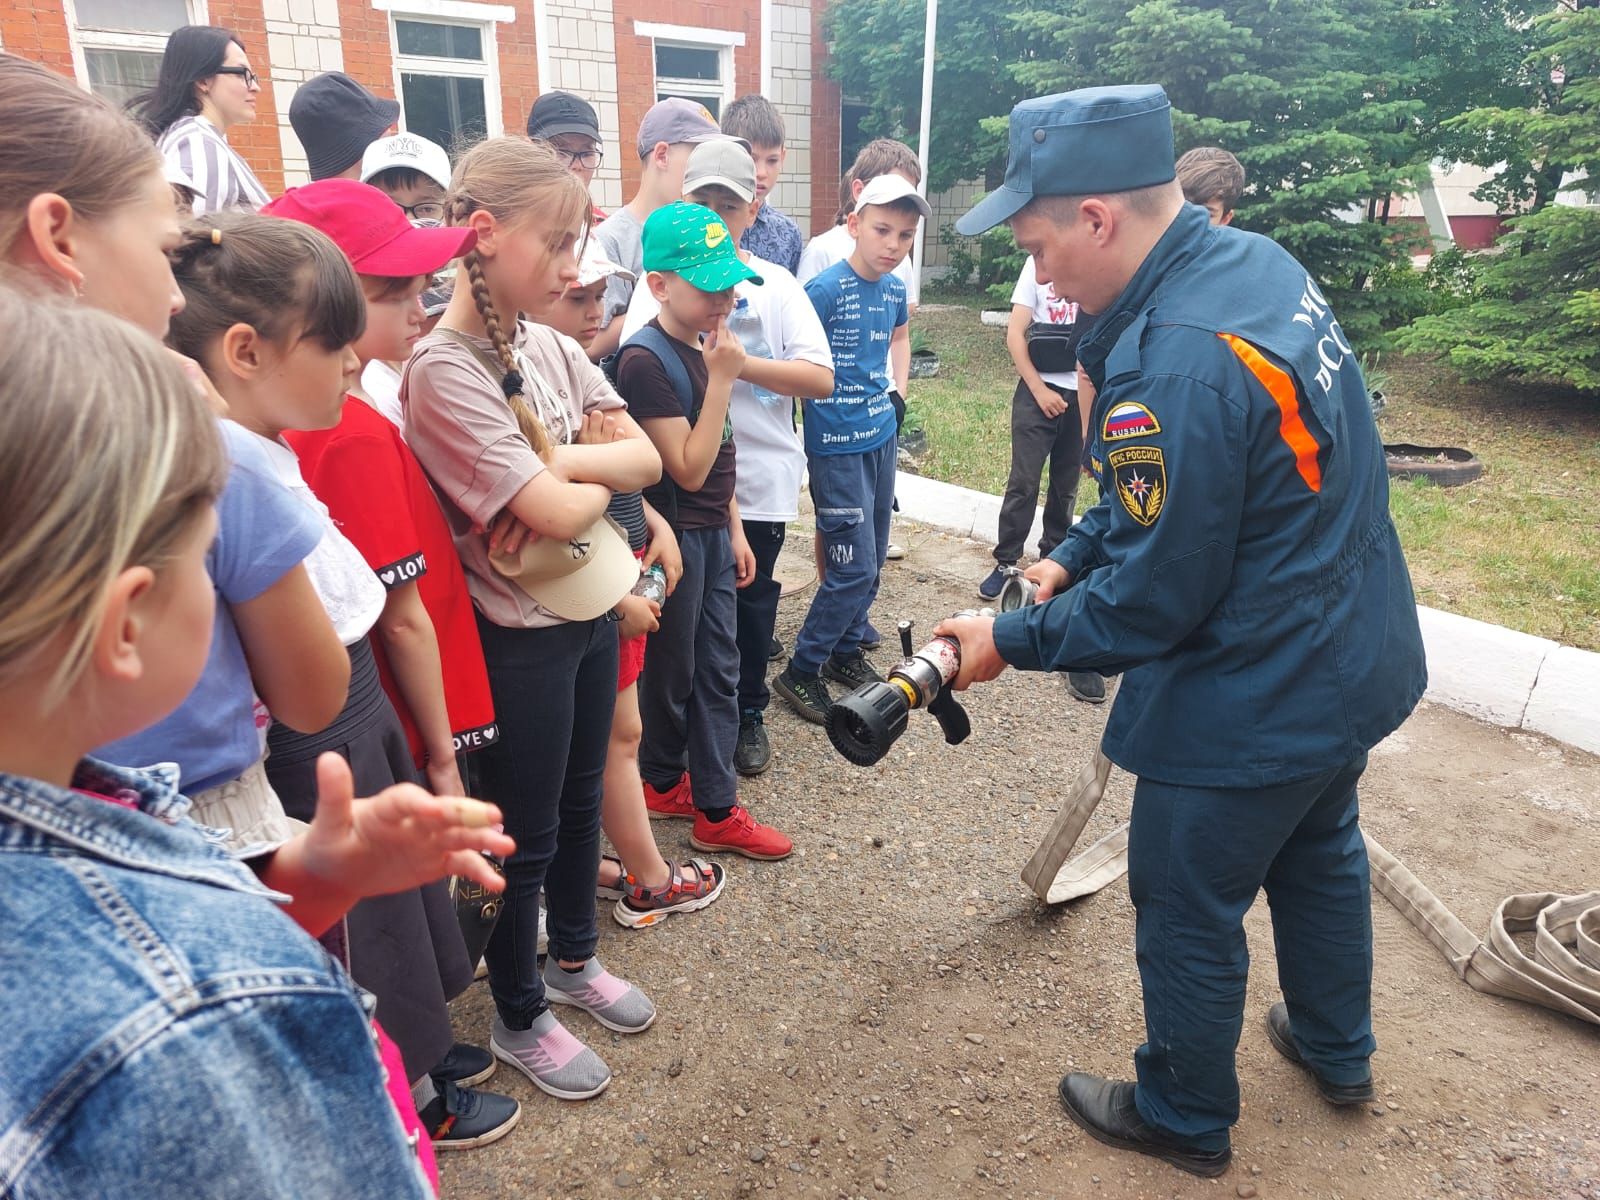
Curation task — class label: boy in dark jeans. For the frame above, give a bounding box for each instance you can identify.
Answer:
[980,253,1105,703]
[617,201,793,861]
[774,175,928,723]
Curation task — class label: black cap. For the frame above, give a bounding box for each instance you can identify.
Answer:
[289,73,402,181]
[526,91,601,142]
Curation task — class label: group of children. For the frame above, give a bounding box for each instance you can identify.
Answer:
[0,50,936,1192]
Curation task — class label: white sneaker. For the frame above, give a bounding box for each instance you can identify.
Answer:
[885,542,907,560]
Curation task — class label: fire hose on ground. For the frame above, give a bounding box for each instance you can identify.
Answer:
[824,571,1600,1028]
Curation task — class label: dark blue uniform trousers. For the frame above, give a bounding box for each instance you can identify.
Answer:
[1128,753,1376,1150]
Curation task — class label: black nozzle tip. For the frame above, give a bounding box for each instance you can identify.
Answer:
[826,682,910,767]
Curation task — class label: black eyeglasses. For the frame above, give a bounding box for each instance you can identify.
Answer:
[399,201,447,223]
[213,66,260,89]
[553,146,603,169]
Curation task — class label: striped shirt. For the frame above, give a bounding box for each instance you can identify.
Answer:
[158,115,270,215]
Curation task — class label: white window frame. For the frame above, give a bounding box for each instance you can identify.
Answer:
[635,21,744,118]
[386,10,505,142]
[63,0,208,98]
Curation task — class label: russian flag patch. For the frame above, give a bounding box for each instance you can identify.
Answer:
[1102,401,1161,442]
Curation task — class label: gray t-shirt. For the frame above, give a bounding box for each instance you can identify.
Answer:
[401,322,625,629]
[595,206,644,326]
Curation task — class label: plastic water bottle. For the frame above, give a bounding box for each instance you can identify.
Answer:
[631,563,667,606]
[727,296,784,408]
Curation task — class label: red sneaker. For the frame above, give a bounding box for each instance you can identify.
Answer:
[691,805,794,861]
[644,773,695,820]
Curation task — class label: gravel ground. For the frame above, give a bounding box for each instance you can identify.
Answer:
[439,521,1600,1200]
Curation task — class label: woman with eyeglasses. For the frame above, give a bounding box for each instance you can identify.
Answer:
[130,25,269,215]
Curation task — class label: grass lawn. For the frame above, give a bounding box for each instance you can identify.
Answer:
[906,298,1600,650]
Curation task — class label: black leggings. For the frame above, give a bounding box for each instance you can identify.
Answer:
[472,614,618,1028]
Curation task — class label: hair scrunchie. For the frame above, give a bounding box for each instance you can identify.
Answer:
[500,370,524,399]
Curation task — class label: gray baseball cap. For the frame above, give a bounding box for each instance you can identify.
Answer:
[682,137,757,203]
[636,97,722,158]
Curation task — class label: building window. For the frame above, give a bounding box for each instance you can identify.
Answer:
[841,100,872,171]
[653,41,729,120]
[391,16,499,152]
[69,0,197,109]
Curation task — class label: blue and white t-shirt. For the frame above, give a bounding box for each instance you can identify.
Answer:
[802,260,907,457]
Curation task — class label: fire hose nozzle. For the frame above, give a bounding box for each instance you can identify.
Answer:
[826,680,913,766]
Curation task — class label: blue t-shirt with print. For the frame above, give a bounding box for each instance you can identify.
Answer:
[802,259,907,457]
[96,421,323,794]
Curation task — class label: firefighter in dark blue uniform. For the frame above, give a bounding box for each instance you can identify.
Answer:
[939,85,1428,1178]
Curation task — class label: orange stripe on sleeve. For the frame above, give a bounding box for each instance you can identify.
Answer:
[1218,332,1323,493]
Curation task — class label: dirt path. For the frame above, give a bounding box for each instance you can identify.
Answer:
[440,524,1600,1200]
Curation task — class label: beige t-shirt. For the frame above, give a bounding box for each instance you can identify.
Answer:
[402,321,625,629]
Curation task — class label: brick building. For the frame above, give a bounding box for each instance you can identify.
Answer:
[0,0,846,233]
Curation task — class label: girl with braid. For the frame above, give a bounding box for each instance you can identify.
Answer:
[403,137,664,1101]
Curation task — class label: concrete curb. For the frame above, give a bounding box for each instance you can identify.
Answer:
[892,469,1600,756]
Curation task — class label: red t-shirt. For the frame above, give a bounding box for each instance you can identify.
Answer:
[287,397,498,765]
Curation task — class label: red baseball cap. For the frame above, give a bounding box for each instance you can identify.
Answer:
[262,178,476,277]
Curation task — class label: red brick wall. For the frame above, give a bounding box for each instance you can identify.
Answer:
[1,0,73,75]
[209,0,284,194]
[809,0,840,234]
[497,4,540,138]
[611,0,762,198]
[338,0,395,105]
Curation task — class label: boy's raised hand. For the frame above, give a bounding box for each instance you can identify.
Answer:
[702,315,746,382]
[299,752,515,900]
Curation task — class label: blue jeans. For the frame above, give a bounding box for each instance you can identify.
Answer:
[639,524,740,811]
[1128,754,1375,1150]
[792,438,897,675]
[736,519,786,712]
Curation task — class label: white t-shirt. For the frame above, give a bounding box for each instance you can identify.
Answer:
[797,224,920,305]
[1011,256,1079,391]
[621,254,834,523]
[360,360,404,432]
[250,427,386,646]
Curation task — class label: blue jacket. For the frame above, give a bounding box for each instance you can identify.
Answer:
[0,759,433,1200]
[994,203,1427,788]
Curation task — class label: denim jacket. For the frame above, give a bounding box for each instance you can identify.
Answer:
[0,759,432,1200]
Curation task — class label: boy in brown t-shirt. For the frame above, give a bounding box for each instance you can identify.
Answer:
[615,201,793,862]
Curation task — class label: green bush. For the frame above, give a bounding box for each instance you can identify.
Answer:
[1398,206,1600,393]
[940,223,1026,306]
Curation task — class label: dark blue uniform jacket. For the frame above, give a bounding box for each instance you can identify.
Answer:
[994,204,1427,788]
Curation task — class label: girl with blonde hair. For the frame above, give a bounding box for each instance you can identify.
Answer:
[404,136,663,1100]
[0,286,511,1197]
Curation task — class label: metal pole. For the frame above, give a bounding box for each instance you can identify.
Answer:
[912,0,937,290]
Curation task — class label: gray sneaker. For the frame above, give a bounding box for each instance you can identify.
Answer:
[1066,671,1107,704]
[542,956,657,1034]
[490,1010,611,1101]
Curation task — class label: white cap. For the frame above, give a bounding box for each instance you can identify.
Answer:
[856,173,932,220]
[574,235,636,288]
[360,133,452,192]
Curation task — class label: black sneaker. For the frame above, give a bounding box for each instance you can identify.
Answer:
[1265,1002,1376,1106]
[421,1079,522,1151]
[773,665,834,725]
[823,650,885,690]
[735,710,772,776]
[432,1041,495,1087]
[978,564,1011,602]
[1066,672,1107,704]
[860,622,883,651]
[768,636,785,661]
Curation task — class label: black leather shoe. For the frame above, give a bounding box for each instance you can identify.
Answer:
[1058,1073,1231,1179]
[1266,1002,1375,1106]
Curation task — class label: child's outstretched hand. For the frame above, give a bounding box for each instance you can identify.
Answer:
[302,753,513,897]
[703,316,746,381]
